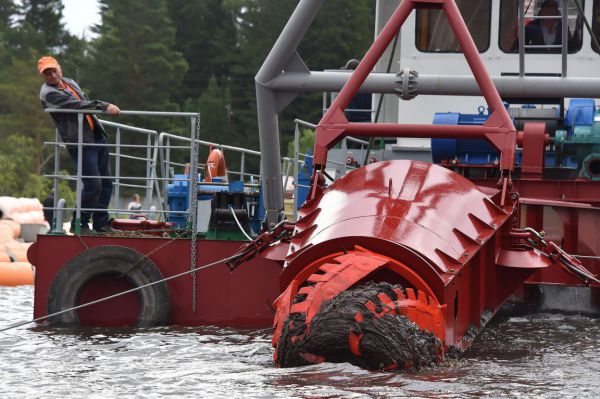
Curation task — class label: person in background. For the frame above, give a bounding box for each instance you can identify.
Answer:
[519,0,575,52]
[38,56,120,234]
[127,194,142,218]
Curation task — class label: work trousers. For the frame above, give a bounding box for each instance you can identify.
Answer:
[67,135,113,230]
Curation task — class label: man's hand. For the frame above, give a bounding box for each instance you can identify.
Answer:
[106,104,120,116]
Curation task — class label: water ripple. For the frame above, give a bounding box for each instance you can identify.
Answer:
[1,286,599,398]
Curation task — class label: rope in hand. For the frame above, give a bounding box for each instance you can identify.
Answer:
[0,252,241,333]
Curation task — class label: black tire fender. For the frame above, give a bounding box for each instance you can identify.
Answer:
[47,245,170,327]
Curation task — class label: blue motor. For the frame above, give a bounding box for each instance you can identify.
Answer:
[432,102,599,176]
[556,99,600,179]
[564,99,595,138]
[431,106,499,165]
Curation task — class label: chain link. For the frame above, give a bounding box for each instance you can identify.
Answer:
[75,234,89,249]
[189,115,201,312]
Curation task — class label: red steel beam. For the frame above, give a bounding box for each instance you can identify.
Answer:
[314,0,516,172]
[474,178,600,206]
[332,123,511,138]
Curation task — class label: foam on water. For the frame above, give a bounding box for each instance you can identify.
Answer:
[1,286,599,398]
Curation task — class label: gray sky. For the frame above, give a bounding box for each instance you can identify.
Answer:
[62,0,100,37]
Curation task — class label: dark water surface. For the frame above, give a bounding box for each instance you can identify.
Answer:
[1,286,599,398]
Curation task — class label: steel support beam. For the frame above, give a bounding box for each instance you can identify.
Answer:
[268,72,600,99]
[256,0,600,226]
[255,0,325,227]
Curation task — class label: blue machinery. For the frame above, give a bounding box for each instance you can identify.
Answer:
[431,99,600,180]
[167,175,263,238]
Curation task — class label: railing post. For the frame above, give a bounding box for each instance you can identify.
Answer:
[150,134,162,216]
[518,0,525,77]
[164,136,171,210]
[561,0,568,77]
[54,199,66,233]
[75,113,84,234]
[52,128,60,231]
[341,137,348,175]
[145,133,153,209]
[360,141,366,168]
[114,127,121,214]
[240,152,246,184]
[282,158,292,202]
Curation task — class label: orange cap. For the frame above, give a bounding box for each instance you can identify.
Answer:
[37,56,60,74]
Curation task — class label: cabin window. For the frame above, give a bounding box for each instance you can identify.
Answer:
[593,0,600,52]
[499,0,584,54]
[415,0,491,53]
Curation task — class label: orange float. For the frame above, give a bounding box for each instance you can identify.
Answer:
[0,218,34,286]
[204,149,227,182]
[0,250,10,262]
[0,262,34,286]
[0,219,20,243]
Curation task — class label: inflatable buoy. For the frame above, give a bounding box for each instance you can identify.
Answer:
[0,219,34,286]
[0,262,34,286]
[2,241,30,262]
[204,149,227,182]
[47,245,170,326]
[0,219,20,243]
[0,197,45,225]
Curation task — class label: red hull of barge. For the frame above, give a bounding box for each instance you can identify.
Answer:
[28,235,283,327]
[473,178,600,286]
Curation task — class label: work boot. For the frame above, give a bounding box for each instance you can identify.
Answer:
[69,225,95,235]
[94,224,121,234]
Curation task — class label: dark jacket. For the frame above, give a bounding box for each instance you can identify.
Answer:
[40,77,109,144]
[514,20,577,53]
[346,93,372,123]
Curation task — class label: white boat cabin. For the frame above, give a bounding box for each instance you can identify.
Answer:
[373,0,600,150]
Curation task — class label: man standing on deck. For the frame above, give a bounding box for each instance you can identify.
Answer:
[38,56,120,234]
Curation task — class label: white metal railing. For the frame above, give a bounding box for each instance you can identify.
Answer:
[44,109,199,234]
[158,131,306,219]
[44,109,370,231]
[100,120,159,211]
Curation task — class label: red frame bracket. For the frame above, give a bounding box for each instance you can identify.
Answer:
[520,123,547,178]
[314,0,517,174]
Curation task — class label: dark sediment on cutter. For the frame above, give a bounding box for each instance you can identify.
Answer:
[275,282,441,371]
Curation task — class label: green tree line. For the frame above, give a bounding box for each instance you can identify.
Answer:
[0,0,374,199]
